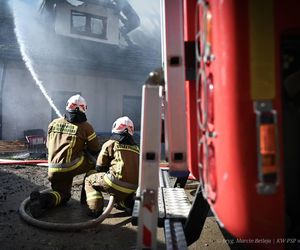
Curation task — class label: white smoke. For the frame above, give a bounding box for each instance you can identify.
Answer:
[10,0,63,118]
[128,0,161,53]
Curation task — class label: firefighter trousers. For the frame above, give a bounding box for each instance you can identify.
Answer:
[42,155,95,209]
[84,171,136,213]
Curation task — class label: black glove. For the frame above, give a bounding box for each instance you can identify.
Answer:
[96,165,109,173]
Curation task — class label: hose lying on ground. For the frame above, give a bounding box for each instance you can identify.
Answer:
[19,189,115,231]
[19,151,115,231]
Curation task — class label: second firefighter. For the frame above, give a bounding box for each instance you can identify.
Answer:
[84,116,140,217]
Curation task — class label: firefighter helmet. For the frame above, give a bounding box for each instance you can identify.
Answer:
[112,116,134,135]
[66,94,87,113]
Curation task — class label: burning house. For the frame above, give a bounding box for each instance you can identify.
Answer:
[0,0,161,141]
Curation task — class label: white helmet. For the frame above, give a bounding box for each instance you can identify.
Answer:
[66,94,87,113]
[112,116,134,135]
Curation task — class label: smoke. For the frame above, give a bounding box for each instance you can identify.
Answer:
[6,0,162,134]
[9,0,63,118]
[128,0,161,53]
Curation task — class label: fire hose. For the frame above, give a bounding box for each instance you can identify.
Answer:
[19,151,115,231]
[19,189,115,231]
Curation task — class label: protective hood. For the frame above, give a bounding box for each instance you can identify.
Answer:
[65,111,87,123]
[110,132,136,145]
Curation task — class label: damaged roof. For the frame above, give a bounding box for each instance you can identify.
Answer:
[0,0,161,81]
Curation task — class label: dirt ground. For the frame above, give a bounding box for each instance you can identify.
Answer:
[0,162,230,250]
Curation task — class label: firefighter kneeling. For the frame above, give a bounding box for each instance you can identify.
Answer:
[29,95,100,218]
[83,116,140,218]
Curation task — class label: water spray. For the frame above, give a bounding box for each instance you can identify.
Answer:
[11,0,63,118]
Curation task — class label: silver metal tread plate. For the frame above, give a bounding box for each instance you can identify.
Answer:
[131,187,191,226]
[162,187,191,221]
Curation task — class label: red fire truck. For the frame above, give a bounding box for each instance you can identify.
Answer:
[136,0,300,249]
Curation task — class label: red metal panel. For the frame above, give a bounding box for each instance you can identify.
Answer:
[209,0,252,237]
[183,0,199,180]
[183,0,300,246]
[205,0,285,247]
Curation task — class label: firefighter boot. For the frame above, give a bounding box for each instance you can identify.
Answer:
[86,205,104,218]
[29,191,46,218]
[114,194,135,214]
[124,194,135,213]
[29,191,53,218]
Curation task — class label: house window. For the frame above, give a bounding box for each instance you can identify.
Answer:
[71,10,107,39]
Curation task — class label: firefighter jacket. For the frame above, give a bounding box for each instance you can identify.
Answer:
[96,138,140,192]
[47,117,100,172]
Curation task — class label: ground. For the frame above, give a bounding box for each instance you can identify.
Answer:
[0,163,230,250]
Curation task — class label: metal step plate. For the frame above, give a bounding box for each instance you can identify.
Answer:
[162,187,191,222]
[132,187,191,226]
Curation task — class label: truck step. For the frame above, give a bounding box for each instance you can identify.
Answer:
[131,187,191,227]
[163,187,191,221]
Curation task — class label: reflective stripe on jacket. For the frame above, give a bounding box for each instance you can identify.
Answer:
[96,139,140,186]
[47,117,100,167]
[48,156,84,173]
